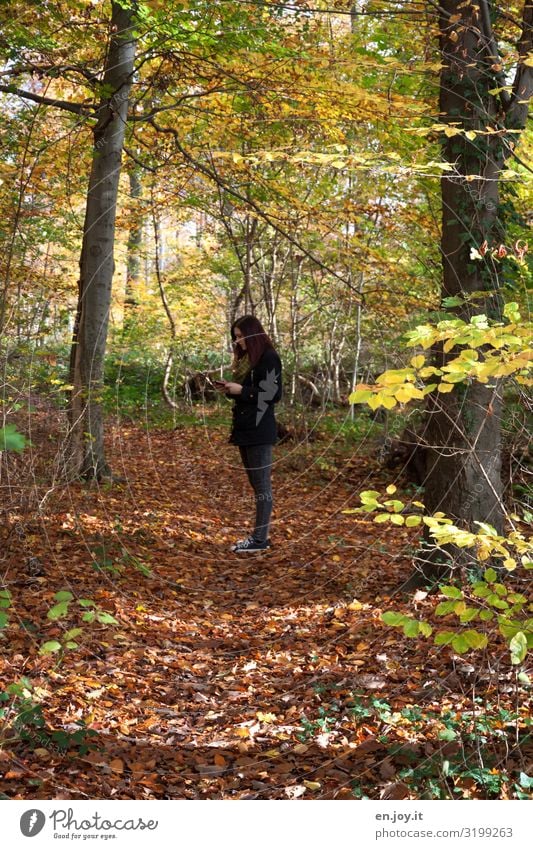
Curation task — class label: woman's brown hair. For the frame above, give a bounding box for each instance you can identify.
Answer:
[230,315,276,368]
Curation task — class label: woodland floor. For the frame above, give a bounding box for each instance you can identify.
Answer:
[0,406,531,800]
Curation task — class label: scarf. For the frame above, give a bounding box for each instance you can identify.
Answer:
[232,351,251,383]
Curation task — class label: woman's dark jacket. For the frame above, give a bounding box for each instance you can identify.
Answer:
[228,348,282,446]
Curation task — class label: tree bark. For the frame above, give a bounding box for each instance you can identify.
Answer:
[68,1,137,478]
[418,0,532,581]
[124,165,142,328]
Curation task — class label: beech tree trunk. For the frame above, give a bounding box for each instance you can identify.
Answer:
[419,0,532,579]
[124,165,142,327]
[68,2,137,478]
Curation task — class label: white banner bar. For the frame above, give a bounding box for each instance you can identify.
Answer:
[4,799,530,849]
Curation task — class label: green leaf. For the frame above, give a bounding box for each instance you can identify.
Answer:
[82,611,96,623]
[78,599,96,608]
[483,568,497,583]
[439,585,463,599]
[435,601,456,616]
[54,591,74,602]
[382,612,407,627]
[459,607,478,623]
[47,601,70,620]
[463,630,488,650]
[504,302,521,323]
[510,632,527,665]
[451,633,470,654]
[438,728,457,741]
[434,631,455,646]
[39,640,62,655]
[0,598,11,609]
[488,595,509,610]
[498,618,524,639]
[442,295,465,308]
[360,490,382,503]
[403,619,420,638]
[0,612,8,629]
[0,424,26,453]
[479,610,494,621]
[96,611,119,625]
[383,499,404,513]
[419,621,433,637]
[63,628,83,641]
[507,594,527,604]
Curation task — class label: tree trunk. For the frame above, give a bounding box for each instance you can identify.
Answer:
[417,0,532,581]
[68,1,137,478]
[124,165,142,328]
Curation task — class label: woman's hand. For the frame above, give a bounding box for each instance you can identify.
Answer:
[223,382,243,395]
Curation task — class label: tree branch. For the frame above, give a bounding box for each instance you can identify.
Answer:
[478,0,511,107]
[505,1,533,131]
[147,118,363,297]
[0,84,93,115]
[123,146,157,172]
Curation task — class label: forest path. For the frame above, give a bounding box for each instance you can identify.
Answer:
[2,423,425,800]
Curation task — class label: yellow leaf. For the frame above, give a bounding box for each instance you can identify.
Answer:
[381,394,397,410]
[236,727,250,738]
[503,558,517,571]
[465,130,477,141]
[437,382,455,393]
[368,395,382,411]
[257,712,277,723]
[303,781,321,791]
[377,370,405,386]
[386,484,397,495]
[410,355,425,369]
[348,600,363,611]
[395,384,424,404]
[405,515,422,527]
[390,514,405,525]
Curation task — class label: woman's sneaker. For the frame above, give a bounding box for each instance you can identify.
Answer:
[231,536,271,553]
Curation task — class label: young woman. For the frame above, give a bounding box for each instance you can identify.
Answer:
[214,315,282,552]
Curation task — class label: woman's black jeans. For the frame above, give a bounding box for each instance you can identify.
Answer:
[238,444,273,543]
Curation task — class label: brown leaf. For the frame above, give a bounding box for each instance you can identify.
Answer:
[380,782,410,800]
